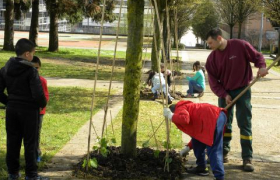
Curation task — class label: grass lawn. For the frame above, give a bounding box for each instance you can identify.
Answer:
[0,48,127,81]
[266,59,280,73]
[106,101,183,149]
[0,86,111,178]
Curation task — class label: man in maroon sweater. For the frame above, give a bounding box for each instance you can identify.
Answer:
[205,28,268,172]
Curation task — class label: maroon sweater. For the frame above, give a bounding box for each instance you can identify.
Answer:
[206,39,266,98]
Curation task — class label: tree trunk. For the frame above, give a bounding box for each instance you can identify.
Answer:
[230,25,233,39]
[238,22,242,39]
[29,0,39,46]
[277,31,280,66]
[3,0,14,51]
[48,0,59,52]
[151,0,164,72]
[121,0,144,157]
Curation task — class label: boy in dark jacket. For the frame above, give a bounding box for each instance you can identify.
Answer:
[0,39,48,180]
[163,100,227,180]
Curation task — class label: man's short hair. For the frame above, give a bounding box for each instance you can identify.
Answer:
[32,56,41,67]
[206,28,222,40]
[169,104,176,113]
[15,38,35,56]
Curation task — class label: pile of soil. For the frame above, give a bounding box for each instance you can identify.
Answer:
[140,87,154,100]
[74,146,184,180]
[140,88,184,100]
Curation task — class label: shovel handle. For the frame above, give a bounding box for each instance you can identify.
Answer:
[225,56,280,110]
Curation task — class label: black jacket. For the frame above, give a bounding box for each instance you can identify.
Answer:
[0,57,47,109]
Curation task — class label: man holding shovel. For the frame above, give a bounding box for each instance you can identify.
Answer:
[205,28,268,172]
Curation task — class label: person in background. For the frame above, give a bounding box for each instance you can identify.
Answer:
[186,61,205,98]
[32,56,49,163]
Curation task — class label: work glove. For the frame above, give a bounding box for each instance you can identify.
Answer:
[179,146,190,157]
[163,107,173,121]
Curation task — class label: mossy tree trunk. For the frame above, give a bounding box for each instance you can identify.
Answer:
[151,0,165,72]
[3,0,14,51]
[48,0,59,52]
[29,0,39,46]
[121,0,144,157]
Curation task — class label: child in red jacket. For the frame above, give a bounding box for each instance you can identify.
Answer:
[164,100,227,180]
[32,56,49,162]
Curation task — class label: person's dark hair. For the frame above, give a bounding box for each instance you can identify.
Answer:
[32,56,41,67]
[169,104,176,113]
[15,38,35,56]
[193,61,205,75]
[206,28,222,40]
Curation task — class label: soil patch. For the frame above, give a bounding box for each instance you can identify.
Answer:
[74,146,184,180]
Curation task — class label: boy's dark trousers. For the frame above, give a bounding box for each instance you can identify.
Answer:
[6,106,39,177]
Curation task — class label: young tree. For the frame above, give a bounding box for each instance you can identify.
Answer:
[262,0,280,64]
[121,0,144,157]
[235,0,259,39]
[151,0,166,72]
[29,0,40,46]
[192,0,219,44]
[215,0,238,39]
[3,0,15,51]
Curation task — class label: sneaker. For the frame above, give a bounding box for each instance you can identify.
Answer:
[243,159,254,172]
[8,174,20,180]
[186,166,209,176]
[25,176,49,180]
[186,94,195,98]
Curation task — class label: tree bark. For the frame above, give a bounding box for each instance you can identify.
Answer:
[29,0,39,46]
[230,25,233,39]
[237,22,242,39]
[3,0,14,51]
[48,0,59,52]
[121,0,144,157]
[151,0,164,72]
[277,30,280,66]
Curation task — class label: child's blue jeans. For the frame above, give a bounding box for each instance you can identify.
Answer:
[192,111,227,179]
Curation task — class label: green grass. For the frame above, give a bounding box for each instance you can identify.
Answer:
[0,86,111,178]
[0,50,126,81]
[106,101,183,149]
[266,59,280,73]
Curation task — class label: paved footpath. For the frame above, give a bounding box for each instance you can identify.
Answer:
[40,50,280,180]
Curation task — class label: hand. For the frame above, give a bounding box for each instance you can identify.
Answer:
[179,146,190,157]
[225,94,232,105]
[163,107,173,121]
[257,68,268,77]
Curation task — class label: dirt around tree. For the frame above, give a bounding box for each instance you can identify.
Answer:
[74,147,184,180]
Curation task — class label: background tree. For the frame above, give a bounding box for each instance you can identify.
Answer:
[151,0,167,72]
[235,0,259,39]
[121,0,144,157]
[44,0,115,52]
[29,0,40,46]
[3,0,30,51]
[262,0,280,65]
[192,0,219,45]
[215,0,238,39]
[170,0,200,47]
[3,0,15,50]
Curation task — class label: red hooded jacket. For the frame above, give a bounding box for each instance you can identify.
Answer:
[172,101,226,146]
[40,76,49,115]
